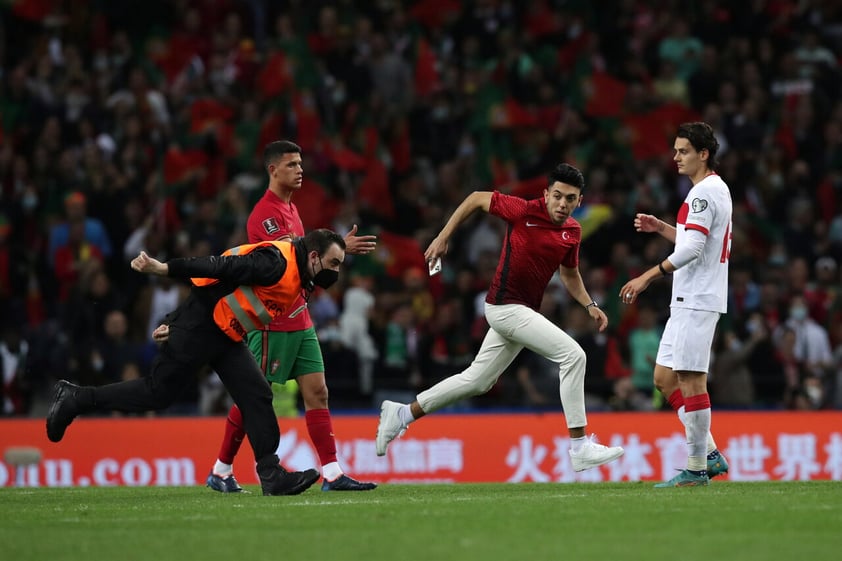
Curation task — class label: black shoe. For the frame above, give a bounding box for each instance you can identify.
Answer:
[321,474,377,491]
[206,471,244,493]
[260,466,320,496]
[46,380,82,443]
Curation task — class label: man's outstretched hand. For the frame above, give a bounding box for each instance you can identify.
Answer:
[131,251,168,276]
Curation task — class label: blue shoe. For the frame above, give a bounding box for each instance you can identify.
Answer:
[707,451,729,478]
[321,474,377,491]
[654,469,709,488]
[206,472,244,493]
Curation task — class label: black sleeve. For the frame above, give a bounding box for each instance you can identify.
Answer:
[166,246,287,286]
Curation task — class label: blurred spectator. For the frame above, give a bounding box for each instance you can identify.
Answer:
[373,302,420,406]
[807,256,838,326]
[744,312,787,408]
[774,326,805,409]
[658,18,703,81]
[47,191,112,267]
[92,309,144,386]
[710,329,760,409]
[338,273,378,395]
[514,348,558,409]
[0,322,30,416]
[62,266,125,386]
[566,305,632,411]
[133,274,188,344]
[318,318,363,409]
[420,297,475,387]
[793,28,838,79]
[831,322,842,409]
[728,263,761,320]
[627,304,662,399]
[775,294,833,386]
[52,219,105,302]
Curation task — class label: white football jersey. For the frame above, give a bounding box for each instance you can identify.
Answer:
[671,173,732,313]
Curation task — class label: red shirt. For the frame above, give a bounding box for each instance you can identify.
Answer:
[485,191,580,311]
[246,189,311,331]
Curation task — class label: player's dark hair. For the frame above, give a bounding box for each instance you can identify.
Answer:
[302,228,346,255]
[677,122,719,171]
[548,163,585,192]
[263,140,302,169]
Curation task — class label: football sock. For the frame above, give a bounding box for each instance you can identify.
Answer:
[398,404,414,426]
[217,405,246,465]
[684,393,711,472]
[670,390,717,454]
[322,462,343,481]
[306,408,339,468]
[569,436,586,453]
[213,460,233,476]
[707,434,718,456]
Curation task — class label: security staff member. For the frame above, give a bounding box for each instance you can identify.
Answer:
[46,229,346,496]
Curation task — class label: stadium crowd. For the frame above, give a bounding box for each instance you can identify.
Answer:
[1,0,842,417]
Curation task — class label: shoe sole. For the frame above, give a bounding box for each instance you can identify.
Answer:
[207,484,245,493]
[206,477,243,493]
[46,381,72,443]
[321,479,378,491]
[654,480,709,488]
[375,401,402,457]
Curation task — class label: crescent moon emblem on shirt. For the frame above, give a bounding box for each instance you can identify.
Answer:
[562,231,570,240]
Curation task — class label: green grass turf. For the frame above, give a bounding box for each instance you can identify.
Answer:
[1,482,839,561]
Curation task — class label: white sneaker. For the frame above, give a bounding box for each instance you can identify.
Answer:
[376,400,408,456]
[568,434,624,472]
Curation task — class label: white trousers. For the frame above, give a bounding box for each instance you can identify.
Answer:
[417,302,588,428]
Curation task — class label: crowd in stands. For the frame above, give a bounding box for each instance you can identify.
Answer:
[1,0,842,417]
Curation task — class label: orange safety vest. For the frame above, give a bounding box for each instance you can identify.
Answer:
[191,241,301,341]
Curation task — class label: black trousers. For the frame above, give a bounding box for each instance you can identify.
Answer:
[90,315,279,466]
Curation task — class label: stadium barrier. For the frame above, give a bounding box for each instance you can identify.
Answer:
[1,411,840,487]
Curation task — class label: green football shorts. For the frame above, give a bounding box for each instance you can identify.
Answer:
[246,327,325,384]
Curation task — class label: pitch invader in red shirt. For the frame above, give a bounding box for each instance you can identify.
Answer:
[376,163,624,472]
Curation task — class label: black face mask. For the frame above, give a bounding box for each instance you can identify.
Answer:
[311,255,339,289]
[313,268,338,289]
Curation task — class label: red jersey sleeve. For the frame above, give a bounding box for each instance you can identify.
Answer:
[247,211,286,243]
[488,191,528,222]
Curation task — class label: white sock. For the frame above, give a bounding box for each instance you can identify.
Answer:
[322,462,343,481]
[678,405,717,454]
[569,436,587,453]
[685,407,711,471]
[213,460,233,476]
[398,404,414,426]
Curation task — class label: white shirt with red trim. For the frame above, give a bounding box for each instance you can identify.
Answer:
[672,173,732,313]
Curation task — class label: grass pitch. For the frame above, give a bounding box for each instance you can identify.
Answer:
[2,482,839,561]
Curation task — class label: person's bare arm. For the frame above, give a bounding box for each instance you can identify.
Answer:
[559,265,608,332]
[131,251,168,275]
[635,213,676,243]
[424,191,493,262]
[343,224,377,255]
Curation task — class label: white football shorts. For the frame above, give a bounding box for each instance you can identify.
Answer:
[655,307,721,373]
